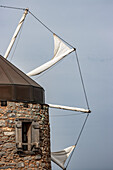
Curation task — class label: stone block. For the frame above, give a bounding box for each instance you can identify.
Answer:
[41,162,46,167]
[0,161,5,165]
[0,120,5,127]
[35,155,41,160]
[16,114,21,117]
[4,143,15,148]
[36,161,39,167]
[0,166,14,169]
[0,109,4,114]
[24,157,32,161]
[7,110,12,113]
[8,113,15,117]
[4,132,15,136]
[17,162,24,168]
[29,164,35,167]
[13,110,17,113]
[7,119,14,124]
[0,116,7,119]
[7,163,16,166]
[0,152,5,157]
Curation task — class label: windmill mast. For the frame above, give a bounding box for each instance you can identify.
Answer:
[4,8,28,59]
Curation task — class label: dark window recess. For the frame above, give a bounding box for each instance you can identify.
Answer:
[22,122,31,151]
[15,119,40,154]
[1,101,7,106]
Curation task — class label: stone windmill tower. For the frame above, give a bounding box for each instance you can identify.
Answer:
[0,55,51,169]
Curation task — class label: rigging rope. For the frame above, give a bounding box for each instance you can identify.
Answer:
[10,22,24,62]
[50,112,85,117]
[0,5,75,49]
[28,10,54,34]
[66,113,89,169]
[28,10,75,49]
[0,5,26,11]
[75,51,90,110]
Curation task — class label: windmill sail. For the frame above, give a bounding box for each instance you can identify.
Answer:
[27,34,75,76]
[51,145,75,169]
[48,103,90,113]
[4,9,28,59]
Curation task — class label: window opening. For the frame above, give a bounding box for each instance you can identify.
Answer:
[15,119,40,155]
[22,122,31,151]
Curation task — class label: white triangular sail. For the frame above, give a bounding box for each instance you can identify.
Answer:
[53,34,72,59]
[51,145,75,169]
[27,34,75,76]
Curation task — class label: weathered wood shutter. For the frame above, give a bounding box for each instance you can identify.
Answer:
[32,121,40,150]
[15,120,22,149]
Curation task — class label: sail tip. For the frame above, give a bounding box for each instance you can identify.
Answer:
[25,8,29,14]
[88,110,91,113]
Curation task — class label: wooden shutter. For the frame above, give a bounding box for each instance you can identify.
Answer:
[32,121,40,150]
[15,120,22,149]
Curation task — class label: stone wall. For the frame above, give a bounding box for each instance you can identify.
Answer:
[0,101,51,170]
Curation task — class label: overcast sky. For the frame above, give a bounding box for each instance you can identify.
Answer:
[0,0,113,170]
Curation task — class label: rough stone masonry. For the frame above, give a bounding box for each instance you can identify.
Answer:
[0,101,51,170]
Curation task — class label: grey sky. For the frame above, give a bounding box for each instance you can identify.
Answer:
[0,0,113,170]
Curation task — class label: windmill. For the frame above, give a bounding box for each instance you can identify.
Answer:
[0,6,91,170]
